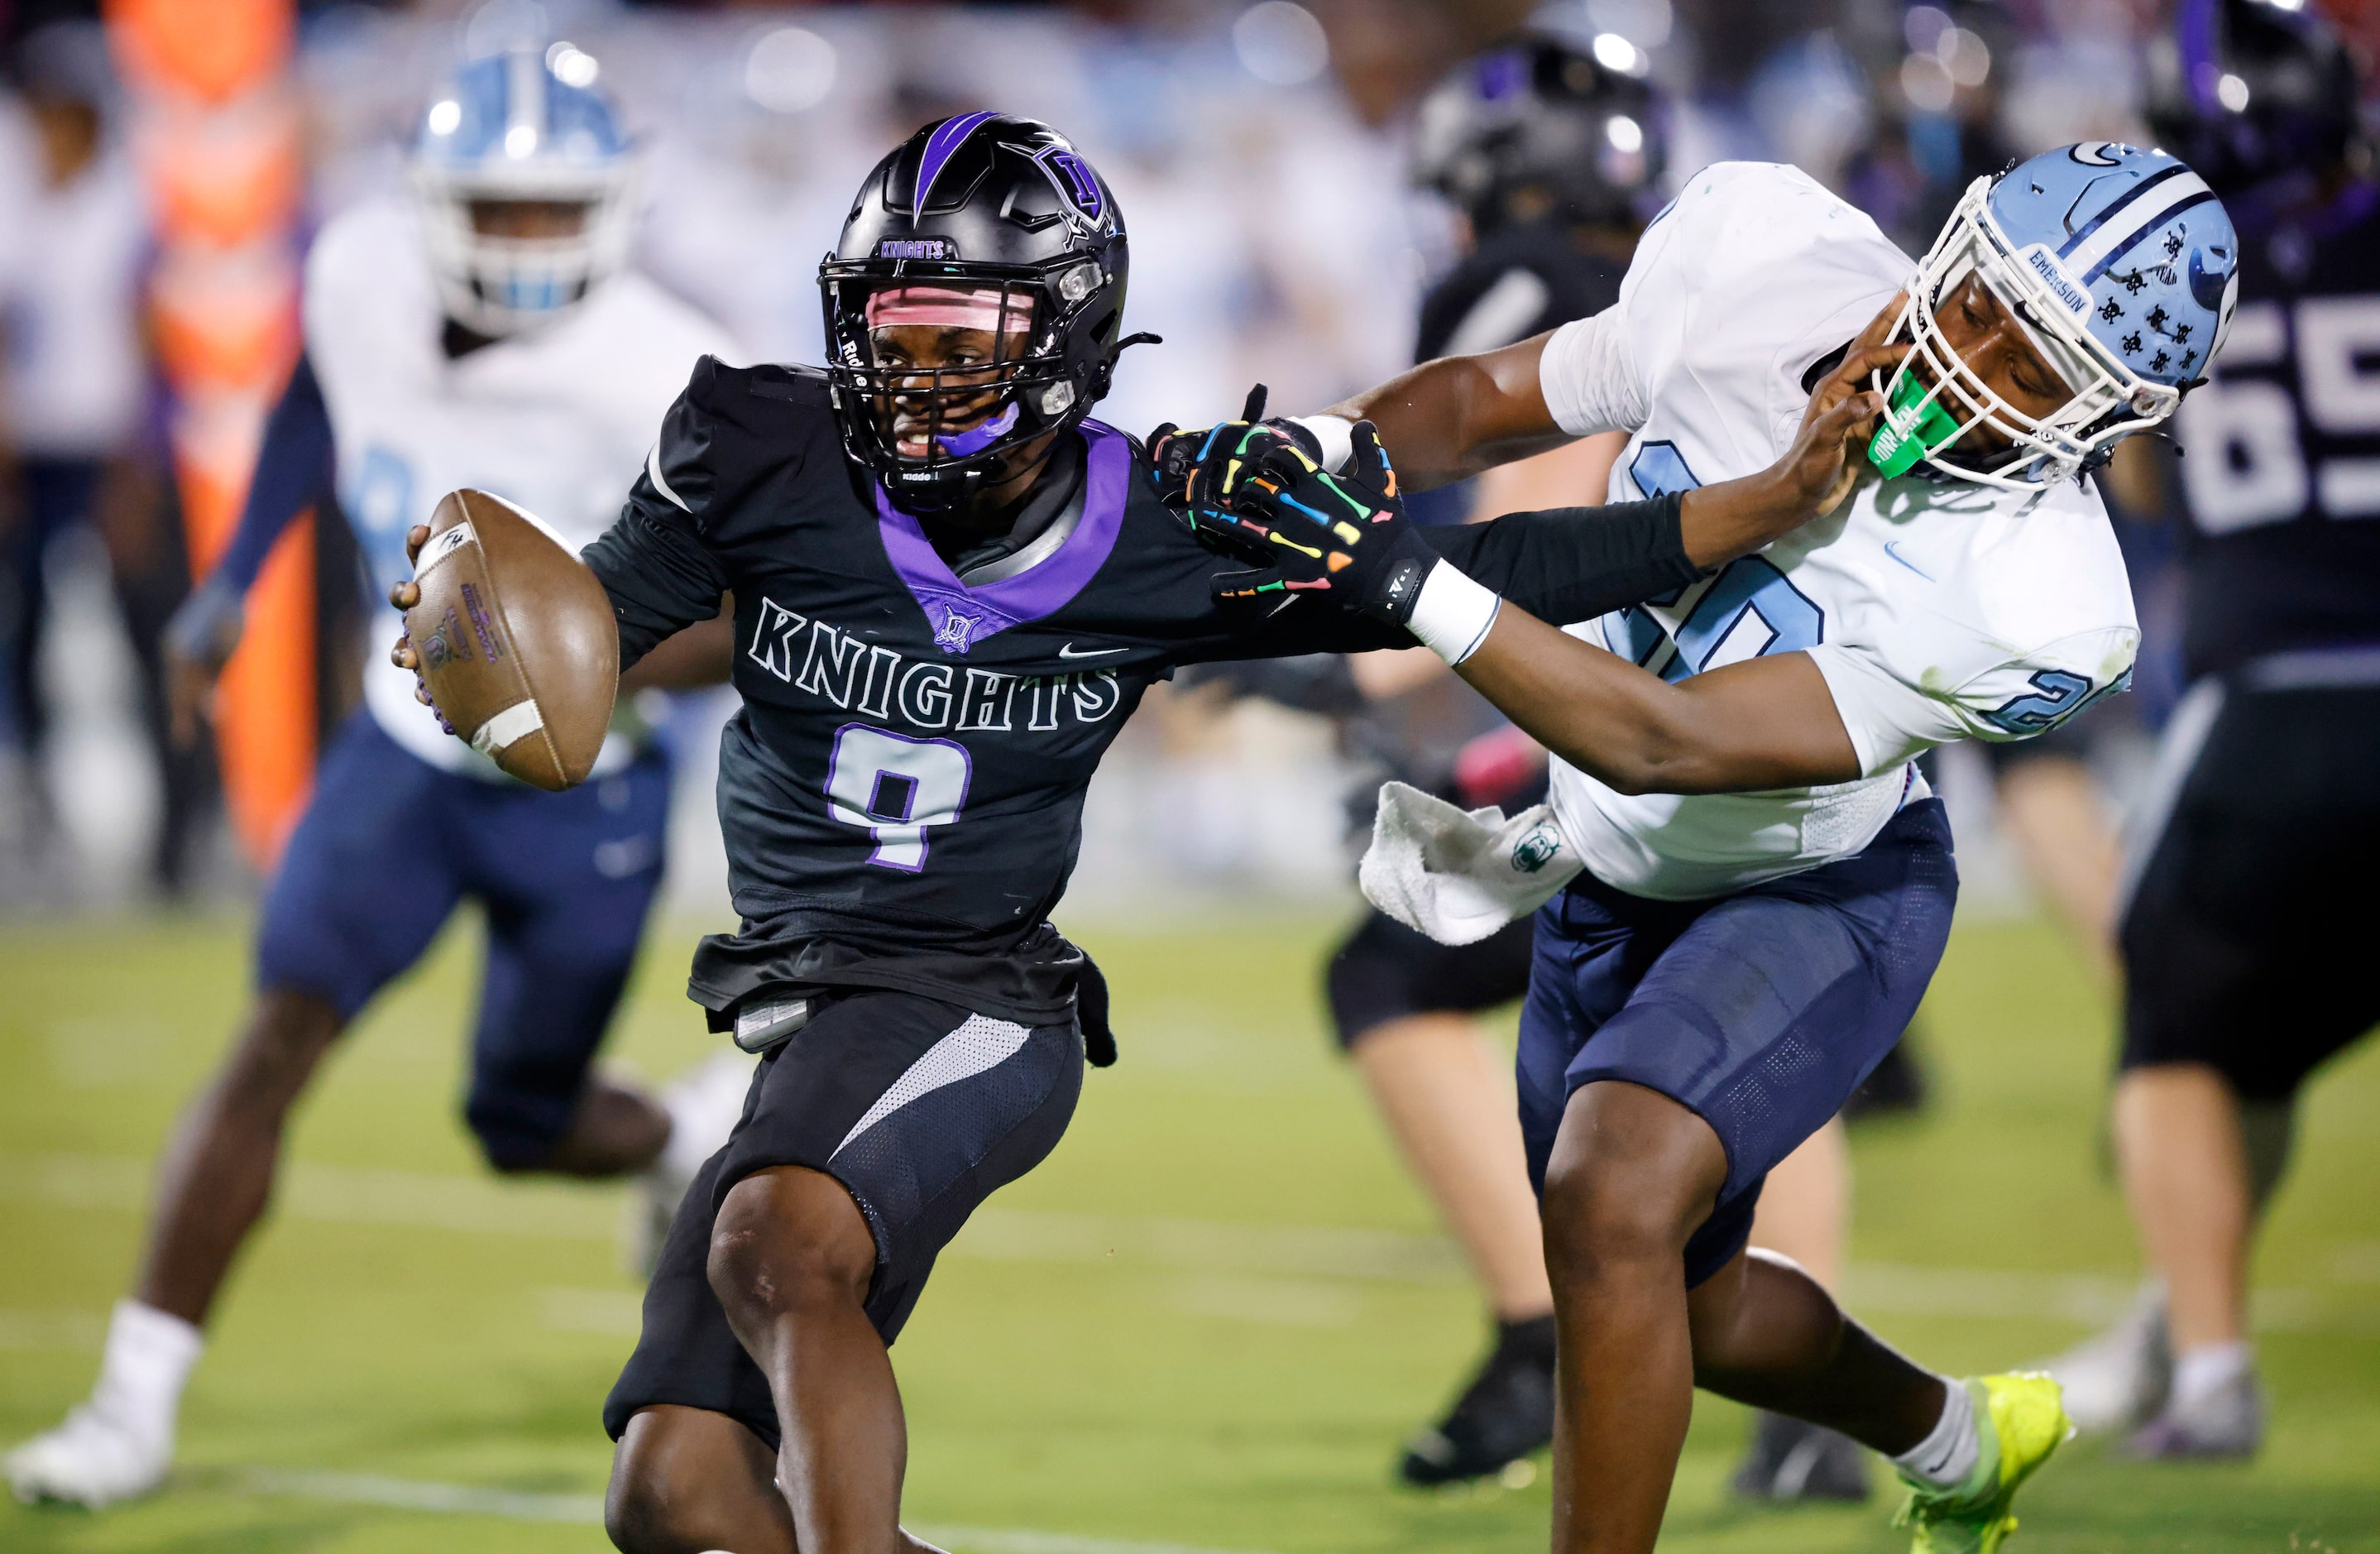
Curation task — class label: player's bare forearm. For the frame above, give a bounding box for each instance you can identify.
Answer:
[620,595,735,690]
[1329,335,1573,491]
[1451,605,1861,795]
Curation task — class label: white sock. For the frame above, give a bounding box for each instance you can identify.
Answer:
[658,1053,753,1181]
[2172,1341,2253,1411]
[1893,1377,1980,1489]
[90,1301,203,1440]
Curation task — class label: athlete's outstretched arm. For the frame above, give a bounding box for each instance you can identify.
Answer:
[1327,297,1906,573]
[1328,333,1571,491]
[1454,614,1861,795]
[164,353,337,743]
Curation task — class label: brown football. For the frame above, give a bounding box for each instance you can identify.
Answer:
[404,489,618,791]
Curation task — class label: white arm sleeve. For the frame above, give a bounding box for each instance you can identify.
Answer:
[1537,310,1648,439]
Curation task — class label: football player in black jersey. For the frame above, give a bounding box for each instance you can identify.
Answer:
[2046,0,2380,1461]
[385,113,1885,1554]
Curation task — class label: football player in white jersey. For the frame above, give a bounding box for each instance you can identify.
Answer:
[7,50,743,1509]
[1179,144,2236,1552]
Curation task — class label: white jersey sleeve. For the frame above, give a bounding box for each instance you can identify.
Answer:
[1538,309,1646,438]
[1538,163,1906,453]
[1811,626,2140,776]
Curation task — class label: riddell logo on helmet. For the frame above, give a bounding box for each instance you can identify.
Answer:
[2015,244,2093,320]
[879,238,959,261]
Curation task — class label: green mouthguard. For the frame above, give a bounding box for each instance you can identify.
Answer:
[1866,372,1963,479]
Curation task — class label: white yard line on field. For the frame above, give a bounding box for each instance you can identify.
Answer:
[247,1469,601,1523]
[246,1468,1308,1554]
[0,1308,105,1349]
[12,1153,2370,1332]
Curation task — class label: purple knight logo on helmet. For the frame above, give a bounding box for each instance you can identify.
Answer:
[1033,144,1107,224]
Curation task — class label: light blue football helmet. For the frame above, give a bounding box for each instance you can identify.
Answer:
[411,49,641,336]
[1877,141,2240,489]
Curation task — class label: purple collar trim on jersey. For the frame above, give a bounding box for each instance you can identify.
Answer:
[875,421,1128,655]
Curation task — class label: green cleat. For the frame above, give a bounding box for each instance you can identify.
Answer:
[1895,1373,2073,1554]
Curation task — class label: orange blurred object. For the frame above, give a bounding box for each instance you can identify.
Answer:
[116,0,311,870]
[135,94,303,247]
[151,242,299,398]
[106,0,293,104]
[213,513,316,866]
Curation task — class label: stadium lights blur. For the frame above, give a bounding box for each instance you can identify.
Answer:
[1586,0,1673,50]
[1605,114,1644,154]
[1901,53,1954,113]
[2218,72,2252,112]
[504,124,537,157]
[746,26,838,115]
[1233,2,1328,89]
[1592,33,1648,77]
[1939,28,1990,89]
[1904,5,1951,54]
[427,98,462,137]
[546,41,599,89]
[1899,15,1988,110]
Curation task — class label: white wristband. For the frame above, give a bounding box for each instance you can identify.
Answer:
[1288,414,1355,473]
[1405,560,1502,665]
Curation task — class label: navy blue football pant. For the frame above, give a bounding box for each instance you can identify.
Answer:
[256,711,670,1168]
[1517,799,1956,1287]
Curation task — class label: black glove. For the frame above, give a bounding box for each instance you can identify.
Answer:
[1209,420,1442,626]
[1148,384,1324,564]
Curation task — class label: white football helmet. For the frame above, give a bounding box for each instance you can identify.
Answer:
[409,48,641,337]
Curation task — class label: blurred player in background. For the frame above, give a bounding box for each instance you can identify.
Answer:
[2047,0,2380,1461]
[1204,32,1663,1489]
[1195,138,2238,1553]
[0,24,206,900]
[6,48,744,1509]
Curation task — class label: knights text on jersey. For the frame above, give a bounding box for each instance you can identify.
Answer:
[2170,185,2380,678]
[581,360,1707,956]
[302,198,736,776]
[1537,161,2140,900]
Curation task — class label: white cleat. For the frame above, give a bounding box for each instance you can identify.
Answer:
[7,1404,171,1508]
[626,1050,759,1278]
[2042,1281,2170,1435]
[2125,1368,2265,1460]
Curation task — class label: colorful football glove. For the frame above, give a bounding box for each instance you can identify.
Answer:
[1209,420,1443,626]
[1147,384,1324,565]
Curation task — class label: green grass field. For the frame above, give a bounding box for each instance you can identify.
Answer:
[3,907,2376,1553]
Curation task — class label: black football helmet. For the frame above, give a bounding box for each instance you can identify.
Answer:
[2145,0,2364,203]
[821,113,1143,515]
[1410,33,1665,238]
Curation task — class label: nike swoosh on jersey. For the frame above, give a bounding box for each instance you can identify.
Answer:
[1883,540,1934,580]
[1056,644,1129,659]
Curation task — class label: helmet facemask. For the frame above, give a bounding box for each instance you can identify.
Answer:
[413,170,640,336]
[1872,177,2181,491]
[823,258,1113,516]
